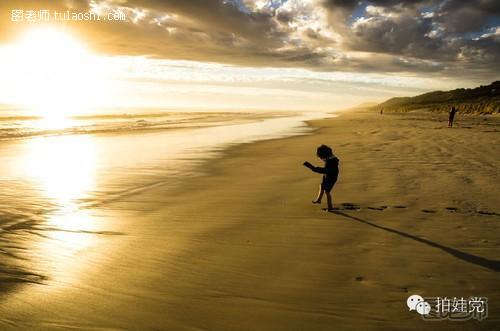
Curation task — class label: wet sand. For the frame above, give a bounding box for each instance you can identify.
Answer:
[1,109,499,330]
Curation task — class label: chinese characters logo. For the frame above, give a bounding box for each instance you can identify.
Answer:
[407,294,488,321]
[12,9,50,22]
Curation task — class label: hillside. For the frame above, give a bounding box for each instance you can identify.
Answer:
[375,81,500,115]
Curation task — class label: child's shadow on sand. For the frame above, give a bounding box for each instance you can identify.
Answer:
[331,210,500,272]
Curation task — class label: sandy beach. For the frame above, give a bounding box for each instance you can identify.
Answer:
[1,109,499,330]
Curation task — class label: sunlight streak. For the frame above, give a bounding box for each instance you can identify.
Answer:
[22,135,97,205]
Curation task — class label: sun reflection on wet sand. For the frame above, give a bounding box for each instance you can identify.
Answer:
[23,135,97,205]
[21,135,99,284]
[47,208,96,249]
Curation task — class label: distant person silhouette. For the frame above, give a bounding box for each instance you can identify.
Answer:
[448,106,458,128]
[303,144,339,211]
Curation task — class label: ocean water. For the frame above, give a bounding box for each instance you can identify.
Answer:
[0,110,329,289]
[0,111,288,140]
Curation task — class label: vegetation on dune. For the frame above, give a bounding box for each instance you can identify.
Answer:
[376,81,500,115]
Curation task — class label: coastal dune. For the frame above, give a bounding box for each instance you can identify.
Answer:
[1,109,499,330]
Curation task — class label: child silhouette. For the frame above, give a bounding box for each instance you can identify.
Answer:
[303,145,339,211]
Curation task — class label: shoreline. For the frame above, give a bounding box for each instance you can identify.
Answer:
[0,110,325,295]
[1,108,499,330]
[0,110,309,142]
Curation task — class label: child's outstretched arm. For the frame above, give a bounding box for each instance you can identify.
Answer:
[303,161,326,173]
[303,161,314,169]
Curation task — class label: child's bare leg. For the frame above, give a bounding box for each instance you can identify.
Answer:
[325,191,333,210]
[312,185,324,204]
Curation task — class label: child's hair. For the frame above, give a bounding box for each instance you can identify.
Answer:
[316,144,333,159]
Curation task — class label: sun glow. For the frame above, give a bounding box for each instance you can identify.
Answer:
[4,27,107,127]
[22,135,97,205]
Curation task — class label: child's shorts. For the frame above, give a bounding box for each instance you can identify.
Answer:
[321,177,336,193]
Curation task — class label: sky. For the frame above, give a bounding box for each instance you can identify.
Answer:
[0,0,499,113]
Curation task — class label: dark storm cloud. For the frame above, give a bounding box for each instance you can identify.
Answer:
[125,0,281,46]
[434,0,500,34]
[344,1,499,79]
[368,0,431,6]
[439,0,500,15]
[0,0,498,80]
[349,14,435,55]
[322,0,358,10]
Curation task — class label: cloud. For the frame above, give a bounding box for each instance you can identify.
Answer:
[434,0,499,34]
[348,6,447,59]
[368,0,431,6]
[0,0,498,82]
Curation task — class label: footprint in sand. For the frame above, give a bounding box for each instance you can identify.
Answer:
[477,210,500,217]
[354,276,376,286]
[368,206,387,211]
[341,203,361,211]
